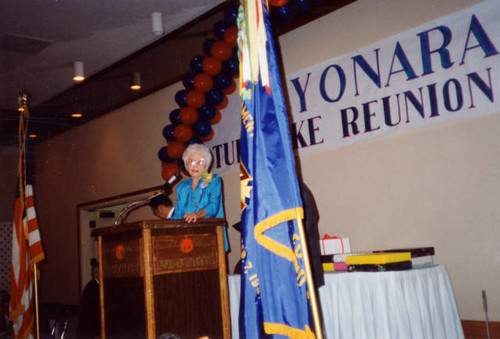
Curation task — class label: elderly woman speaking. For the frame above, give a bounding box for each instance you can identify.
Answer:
[172,143,228,249]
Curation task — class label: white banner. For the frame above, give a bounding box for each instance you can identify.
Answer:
[209,1,500,173]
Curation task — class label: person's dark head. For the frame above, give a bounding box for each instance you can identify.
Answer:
[150,195,173,219]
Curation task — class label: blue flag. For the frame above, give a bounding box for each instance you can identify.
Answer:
[238,1,314,338]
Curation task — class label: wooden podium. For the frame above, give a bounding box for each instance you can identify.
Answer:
[91,219,231,339]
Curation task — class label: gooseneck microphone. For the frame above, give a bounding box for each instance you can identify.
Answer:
[114,173,180,225]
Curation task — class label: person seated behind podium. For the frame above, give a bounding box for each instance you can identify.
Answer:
[150,194,174,219]
[77,266,101,339]
[172,143,228,250]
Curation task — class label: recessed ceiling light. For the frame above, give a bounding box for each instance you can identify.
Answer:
[72,113,83,118]
[73,61,85,82]
[29,134,37,138]
[130,72,141,91]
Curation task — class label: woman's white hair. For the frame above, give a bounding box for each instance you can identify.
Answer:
[182,143,212,167]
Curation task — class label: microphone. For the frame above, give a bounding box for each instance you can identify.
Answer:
[162,172,180,192]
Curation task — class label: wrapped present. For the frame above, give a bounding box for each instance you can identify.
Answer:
[348,260,412,272]
[334,262,347,271]
[411,255,434,268]
[373,247,435,258]
[320,235,351,255]
[333,252,370,263]
[322,262,348,272]
[322,262,335,272]
[345,252,411,265]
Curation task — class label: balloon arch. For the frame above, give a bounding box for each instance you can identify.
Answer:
[158,0,316,180]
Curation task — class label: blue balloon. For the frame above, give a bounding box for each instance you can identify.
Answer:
[294,0,311,12]
[202,38,217,56]
[182,73,195,90]
[273,3,296,24]
[206,88,224,106]
[187,136,204,145]
[158,146,174,163]
[190,55,205,73]
[169,109,182,125]
[174,90,187,107]
[177,158,188,173]
[223,3,239,25]
[213,21,228,40]
[192,120,212,138]
[162,124,176,141]
[214,72,232,89]
[222,56,239,77]
[198,105,217,121]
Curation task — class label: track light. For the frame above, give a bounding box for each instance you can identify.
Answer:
[152,12,164,36]
[130,72,142,91]
[73,61,85,82]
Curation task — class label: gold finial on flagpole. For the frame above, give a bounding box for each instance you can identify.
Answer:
[18,90,30,115]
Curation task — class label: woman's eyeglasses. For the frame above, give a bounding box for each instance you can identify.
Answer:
[188,159,206,167]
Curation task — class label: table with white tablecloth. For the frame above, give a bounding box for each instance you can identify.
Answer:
[228,264,464,339]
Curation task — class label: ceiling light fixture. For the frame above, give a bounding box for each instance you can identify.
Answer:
[71,113,83,118]
[152,12,164,36]
[73,61,85,82]
[130,72,142,91]
[29,134,37,138]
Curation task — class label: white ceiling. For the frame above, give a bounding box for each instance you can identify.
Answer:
[0,0,225,111]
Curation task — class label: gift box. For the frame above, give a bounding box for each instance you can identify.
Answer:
[373,247,435,258]
[320,235,351,255]
[347,260,412,272]
[333,252,370,263]
[345,252,411,265]
[321,256,348,271]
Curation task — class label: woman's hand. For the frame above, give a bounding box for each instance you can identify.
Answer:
[184,210,207,223]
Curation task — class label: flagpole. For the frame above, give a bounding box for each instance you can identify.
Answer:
[296,212,324,339]
[33,263,41,339]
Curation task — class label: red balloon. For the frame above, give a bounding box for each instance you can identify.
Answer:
[269,0,289,5]
[211,41,233,61]
[210,110,222,124]
[179,107,199,125]
[222,79,236,95]
[174,124,194,142]
[215,95,228,109]
[202,56,223,76]
[200,129,215,142]
[186,90,205,108]
[166,141,185,159]
[223,26,238,47]
[161,161,180,181]
[193,73,213,92]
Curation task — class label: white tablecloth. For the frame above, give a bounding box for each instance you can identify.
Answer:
[228,264,464,339]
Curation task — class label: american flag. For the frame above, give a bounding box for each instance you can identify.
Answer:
[10,95,45,339]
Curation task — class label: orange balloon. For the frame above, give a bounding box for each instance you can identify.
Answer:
[174,124,194,142]
[211,41,233,61]
[186,90,205,109]
[179,107,199,125]
[200,129,215,142]
[215,95,228,109]
[223,26,238,47]
[222,80,236,95]
[269,0,289,5]
[193,73,213,92]
[166,141,185,159]
[161,161,180,182]
[202,56,223,76]
[210,110,222,124]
